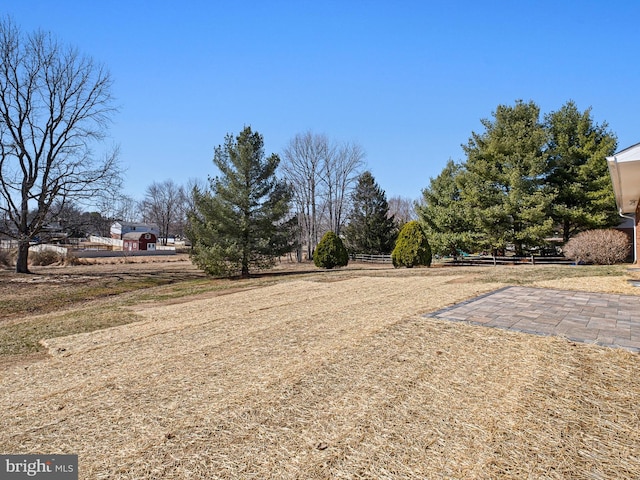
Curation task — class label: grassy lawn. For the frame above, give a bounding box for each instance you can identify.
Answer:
[0,260,638,479]
[0,261,635,358]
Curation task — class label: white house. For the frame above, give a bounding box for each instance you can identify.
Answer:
[607,143,640,263]
[110,222,159,240]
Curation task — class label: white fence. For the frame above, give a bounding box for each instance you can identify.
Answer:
[351,254,393,263]
[74,249,176,258]
[443,255,572,266]
[89,235,123,248]
[29,244,68,255]
[2,237,178,260]
[0,239,17,249]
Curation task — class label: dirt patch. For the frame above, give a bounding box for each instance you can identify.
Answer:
[445,274,479,284]
[0,351,47,370]
[0,256,205,320]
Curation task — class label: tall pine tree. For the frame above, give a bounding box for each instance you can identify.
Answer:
[545,101,618,242]
[188,127,294,277]
[343,171,397,254]
[418,160,478,257]
[459,100,554,255]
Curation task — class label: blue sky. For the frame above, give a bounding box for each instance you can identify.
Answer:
[4,1,640,202]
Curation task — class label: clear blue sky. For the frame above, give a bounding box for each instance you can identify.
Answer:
[4,1,640,202]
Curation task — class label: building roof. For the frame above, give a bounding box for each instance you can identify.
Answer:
[607,143,640,214]
[122,232,157,240]
[113,222,159,228]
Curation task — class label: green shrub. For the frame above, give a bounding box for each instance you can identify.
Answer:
[190,242,243,277]
[314,231,349,269]
[563,229,630,265]
[391,221,432,268]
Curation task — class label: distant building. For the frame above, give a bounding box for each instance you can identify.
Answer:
[122,232,157,251]
[110,222,159,240]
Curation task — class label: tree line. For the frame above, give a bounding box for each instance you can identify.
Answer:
[0,18,619,274]
[184,98,618,276]
[186,126,408,277]
[419,100,618,257]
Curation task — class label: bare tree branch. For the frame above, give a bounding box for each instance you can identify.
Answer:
[281,132,365,260]
[388,195,418,226]
[140,180,187,245]
[0,17,120,272]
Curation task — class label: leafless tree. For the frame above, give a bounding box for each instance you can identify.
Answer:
[185,177,208,214]
[388,195,418,226]
[321,141,365,236]
[139,180,187,245]
[282,132,364,260]
[0,18,120,272]
[95,192,139,224]
[282,132,331,260]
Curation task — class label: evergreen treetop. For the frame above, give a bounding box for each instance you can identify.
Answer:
[343,171,397,254]
[188,126,294,277]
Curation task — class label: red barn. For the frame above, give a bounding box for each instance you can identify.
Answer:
[123,232,157,251]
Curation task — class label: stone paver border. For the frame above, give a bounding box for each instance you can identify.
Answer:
[426,286,640,352]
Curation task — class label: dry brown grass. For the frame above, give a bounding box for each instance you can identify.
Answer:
[0,262,639,478]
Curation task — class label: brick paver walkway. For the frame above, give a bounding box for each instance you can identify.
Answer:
[427,286,640,352]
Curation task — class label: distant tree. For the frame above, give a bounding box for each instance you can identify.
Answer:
[81,211,111,237]
[313,231,349,269]
[44,200,113,238]
[321,141,365,236]
[183,177,208,241]
[545,101,618,242]
[282,132,364,259]
[188,127,294,277]
[388,195,417,227]
[96,193,139,225]
[282,132,329,260]
[458,100,554,255]
[391,221,432,268]
[343,171,397,254]
[47,200,87,238]
[418,160,478,257]
[184,178,208,214]
[0,18,120,272]
[140,180,187,245]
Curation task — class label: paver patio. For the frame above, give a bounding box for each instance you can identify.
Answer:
[427,286,640,352]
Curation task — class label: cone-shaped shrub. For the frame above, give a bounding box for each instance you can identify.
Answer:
[392,221,432,268]
[314,231,349,269]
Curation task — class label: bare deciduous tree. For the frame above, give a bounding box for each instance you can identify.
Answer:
[140,180,187,245]
[388,195,418,226]
[321,141,365,236]
[282,132,331,260]
[96,192,139,224]
[282,132,364,260]
[0,18,120,272]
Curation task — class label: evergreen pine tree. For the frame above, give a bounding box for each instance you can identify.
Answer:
[459,100,554,255]
[313,231,349,268]
[343,171,397,254]
[418,160,478,257]
[188,127,294,277]
[391,221,432,268]
[545,101,618,242]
